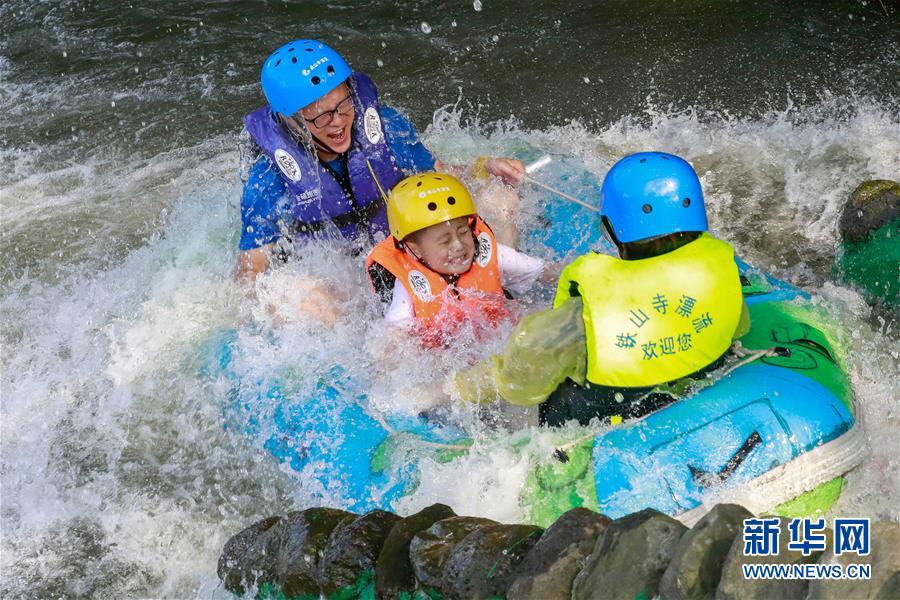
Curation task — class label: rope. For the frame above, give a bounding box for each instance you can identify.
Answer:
[354,397,471,452]
[522,175,599,212]
[554,433,595,454]
[719,341,780,378]
[366,159,390,203]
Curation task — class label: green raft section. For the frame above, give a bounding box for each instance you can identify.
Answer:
[835,219,899,308]
[521,274,856,527]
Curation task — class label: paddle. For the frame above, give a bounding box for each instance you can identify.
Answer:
[522,155,599,212]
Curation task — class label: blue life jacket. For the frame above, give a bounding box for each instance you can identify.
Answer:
[243,72,404,244]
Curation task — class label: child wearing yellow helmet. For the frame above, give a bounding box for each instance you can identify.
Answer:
[365,172,552,346]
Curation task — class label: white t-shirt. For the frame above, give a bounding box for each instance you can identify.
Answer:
[383,244,545,323]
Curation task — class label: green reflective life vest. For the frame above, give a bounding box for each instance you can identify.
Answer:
[554,234,743,388]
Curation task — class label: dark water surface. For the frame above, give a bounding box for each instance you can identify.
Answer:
[2,1,898,157]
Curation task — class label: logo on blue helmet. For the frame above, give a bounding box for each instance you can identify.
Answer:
[600,152,708,244]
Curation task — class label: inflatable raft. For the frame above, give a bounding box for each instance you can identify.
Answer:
[201,335,470,513]
[203,163,865,524]
[522,260,866,526]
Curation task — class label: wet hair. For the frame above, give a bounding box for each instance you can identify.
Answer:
[602,217,700,260]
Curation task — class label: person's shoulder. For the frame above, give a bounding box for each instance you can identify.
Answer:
[563,251,609,273]
[239,129,264,182]
[379,105,435,171]
[380,105,418,135]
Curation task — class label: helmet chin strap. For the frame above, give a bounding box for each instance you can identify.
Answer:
[404,243,431,270]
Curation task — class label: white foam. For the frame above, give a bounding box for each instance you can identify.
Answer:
[2,96,898,595]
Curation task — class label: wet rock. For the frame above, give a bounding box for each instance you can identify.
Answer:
[507,507,611,600]
[374,503,456,599]
[876,570,900,599]
[660,504,752,600]
[318,509,401,599]
[808,521,900,600]
[440,523,544,600]
[572,508,688,600]
[409,516,499,591]
[276,507,355,599]
[716,516,825,600]
[218,516,284,594]
[839,179,900,243]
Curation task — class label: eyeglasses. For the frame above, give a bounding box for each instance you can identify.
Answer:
[303,95,354,129]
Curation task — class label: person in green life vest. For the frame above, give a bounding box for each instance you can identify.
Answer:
[453,151,751,426]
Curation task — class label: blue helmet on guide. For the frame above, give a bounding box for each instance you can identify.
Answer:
[600,151,708,244]
[260,40,353,117]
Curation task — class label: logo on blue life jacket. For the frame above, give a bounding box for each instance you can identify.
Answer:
[364,107,383,144]
[475,232,493,267]
[274,149,302,182]
[296,188,320,206]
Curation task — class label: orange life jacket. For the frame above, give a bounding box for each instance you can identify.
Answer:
[365,217,511,346]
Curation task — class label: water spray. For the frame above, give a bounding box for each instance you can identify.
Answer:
[522,155,599,212]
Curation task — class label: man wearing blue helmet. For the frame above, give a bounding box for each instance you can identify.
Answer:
[454,152,750,426]
[236,40,525,284]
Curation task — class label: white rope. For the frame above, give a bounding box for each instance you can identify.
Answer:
[357,399,472,452]
[719,341,781,378]
[522,175,599,212]
[555,433,595,454]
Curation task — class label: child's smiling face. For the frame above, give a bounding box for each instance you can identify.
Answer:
[405,216,476,276]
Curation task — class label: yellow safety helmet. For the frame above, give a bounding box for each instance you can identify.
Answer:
[387,172,477,240]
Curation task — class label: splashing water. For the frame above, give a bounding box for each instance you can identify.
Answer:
[2,0,899,594]
[2,96,898,596]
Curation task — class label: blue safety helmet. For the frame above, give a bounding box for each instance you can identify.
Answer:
[600,151,707,244]
[260,40,353,117]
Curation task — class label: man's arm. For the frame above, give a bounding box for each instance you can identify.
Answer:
[435,157,525,186]
[453,297,587,406]
[235,244,273,287]
[380,106,524,183]
[235,154,288,286]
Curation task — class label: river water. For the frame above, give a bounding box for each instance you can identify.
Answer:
[2,1,899,596]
